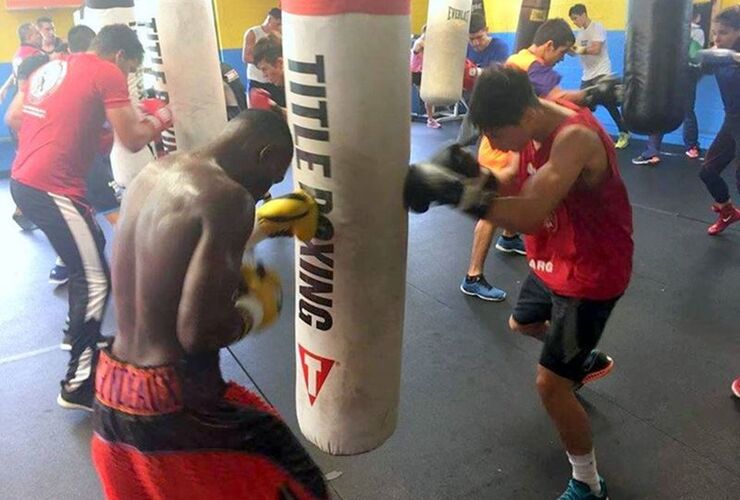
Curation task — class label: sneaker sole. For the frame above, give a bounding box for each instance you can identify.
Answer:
[732,383,740,398]
[578,358,615,389]
[494,243,526,255]
[49,278,69,286]
[460,285,506,302]
[56,394,93,412]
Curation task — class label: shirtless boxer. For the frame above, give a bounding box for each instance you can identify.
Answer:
[92,109,328,499]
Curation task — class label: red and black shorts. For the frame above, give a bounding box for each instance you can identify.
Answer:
[92,349,328,500]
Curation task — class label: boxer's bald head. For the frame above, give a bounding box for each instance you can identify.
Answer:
[206,109,293,199]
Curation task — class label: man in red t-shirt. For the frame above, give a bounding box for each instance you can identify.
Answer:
[6,24,173,412]
[404,65,633,500]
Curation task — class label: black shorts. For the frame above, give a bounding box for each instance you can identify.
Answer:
[512,272,620,381]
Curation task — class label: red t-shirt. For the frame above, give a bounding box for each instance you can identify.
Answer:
[11,53,130,200]
[12,44,43,77]
[518,103,633,300]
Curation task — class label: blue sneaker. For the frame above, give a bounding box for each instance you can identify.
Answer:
[495,235,526,255]
[460,275,506,302]
[559,478,608,500]
[49,264,69,286]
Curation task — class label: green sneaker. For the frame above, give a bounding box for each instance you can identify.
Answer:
[558,477,608,500]
[614,132,630,149]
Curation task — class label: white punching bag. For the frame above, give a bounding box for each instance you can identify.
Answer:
[134,0,227,153]
[283,1,410,455]
[80,0,154,188]
[420,0,473,106]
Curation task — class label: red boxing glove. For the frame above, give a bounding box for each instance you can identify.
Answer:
[463,59,482,92]
[249,88,277,110]
[138,98,173,136]
[98,128,114,155]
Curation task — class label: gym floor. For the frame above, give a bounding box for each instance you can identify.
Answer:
[0,123,738,500]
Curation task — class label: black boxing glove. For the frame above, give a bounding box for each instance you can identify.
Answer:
[582,75,624,107]
[404,144,498,219]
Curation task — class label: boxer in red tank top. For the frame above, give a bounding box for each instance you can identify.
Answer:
[403,65,632,497]
[468,66,633,500]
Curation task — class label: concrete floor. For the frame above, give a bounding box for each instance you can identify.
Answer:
[0,122,739,499]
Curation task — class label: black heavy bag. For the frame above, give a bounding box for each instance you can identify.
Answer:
[514,0,551,52]
[622,0,693,135]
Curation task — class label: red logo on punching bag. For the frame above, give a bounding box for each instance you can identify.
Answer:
[298,344,335,406]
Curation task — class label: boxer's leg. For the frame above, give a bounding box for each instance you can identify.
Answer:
[509,272,553,341]
[700,114,740,235]
[11,180,110,410]
[461,218,506,301]
[537,292,619,499]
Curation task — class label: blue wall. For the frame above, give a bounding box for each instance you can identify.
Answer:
[0,37,729,172]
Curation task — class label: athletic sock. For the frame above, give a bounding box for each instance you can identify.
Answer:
[465,274,481,282]
[501,234,516,241]
[567,449,601,495]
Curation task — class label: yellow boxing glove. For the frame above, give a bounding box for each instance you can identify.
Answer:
[234,262,282,336]
[245,190,319,250]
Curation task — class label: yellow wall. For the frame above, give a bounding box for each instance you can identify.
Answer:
[482,0,733,33]
[411,0,428,34]
[0,7,75,62]
[214,0,277,51]
[484,0,626,32]
[214,0,431,49]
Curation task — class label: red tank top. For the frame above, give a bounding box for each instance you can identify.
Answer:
[518,103,633,300]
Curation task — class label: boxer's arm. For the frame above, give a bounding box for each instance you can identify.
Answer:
[4,88,24,131]
[0,74,14,103]
[106,105,159,152]
[490,152,521,196]
[177,190,254,353]
[243,29,256,64]
[546,86,587,104]
[584,40,604,56]
[485,126,595,233]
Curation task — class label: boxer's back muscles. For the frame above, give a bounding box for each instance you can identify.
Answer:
[111,155,255,367]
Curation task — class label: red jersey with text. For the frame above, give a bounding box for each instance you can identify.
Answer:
[518,104,633,300]
[11,53,130,200]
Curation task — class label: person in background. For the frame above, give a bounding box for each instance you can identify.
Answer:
[569,3,630,150]
[37,16,64,55]
[411,25,441,129]
[47,24,111,288]
[251,35,286,110]
[6,24,173,410]
[697,6,740,236]
[457,12,509,145]
[2,23,44,232]
[0,22,43,105]
[242,7,282,99]
[632,6,706,166]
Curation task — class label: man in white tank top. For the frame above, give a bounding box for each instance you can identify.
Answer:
[569,3,630,150]
[242,8,282,94]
